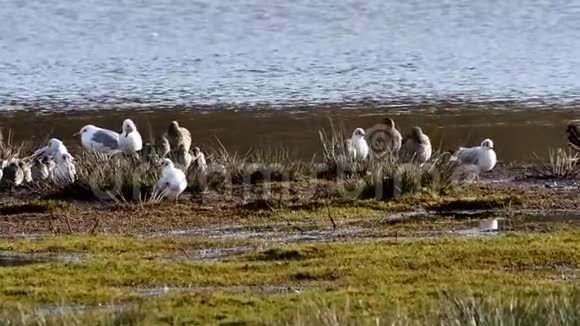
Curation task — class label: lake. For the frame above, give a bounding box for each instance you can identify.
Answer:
[0,0,579,109]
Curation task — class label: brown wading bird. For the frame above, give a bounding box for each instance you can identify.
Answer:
[191,147,207,173]
[374,117,402,156]
[174,144,192,171]
[566,124,580,151]
[399,126,432,163]
[165,121,192,153]
[157,135,171,158]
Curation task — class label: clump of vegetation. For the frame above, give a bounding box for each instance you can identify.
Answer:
[278,290,580,326]
[532,148,580,179]
[210,141,306,186]
[430,195,522,212]
[57,151,160,201]
[0,129,34,161]
[317,125,367,180]
[352,152,468,201]
[252,246,324,261]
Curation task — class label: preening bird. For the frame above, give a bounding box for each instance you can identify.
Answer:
[346,128,369,161]
[119,119,143,154]
[153,158,187,200]
[454,138,497,172]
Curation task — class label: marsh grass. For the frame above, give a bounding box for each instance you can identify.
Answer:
[209,140,306,186]
[0,129,35,161]
[4,290,580,325]
[317,125,366,180]
[352,152,468,201]
[532,148,580,179]
[50,151,160,202]
[279,290,580,326]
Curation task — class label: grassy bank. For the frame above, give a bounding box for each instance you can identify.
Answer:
[0,231,579,324]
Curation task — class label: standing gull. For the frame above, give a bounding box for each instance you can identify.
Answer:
[454,139,497,172]
[346,128,369,161]
[165,121,191,153]
[399,126,432,163]
[75,125,120,154]
[119,119,143,154]
[153,158,187,201]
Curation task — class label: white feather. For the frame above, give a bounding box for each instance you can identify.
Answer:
[347,128,369,161]
[77,125,120,154]
[119,119,143,154]
[154,159,187,200]
[456,138,497,172]
[53,153,76,185]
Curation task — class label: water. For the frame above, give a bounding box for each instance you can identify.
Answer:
[1,0,580,110]
[0,250,80,267]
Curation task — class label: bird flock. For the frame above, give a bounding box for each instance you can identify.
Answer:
[350,117,497,172]
[0,120,207,200]
[0,116,499,201]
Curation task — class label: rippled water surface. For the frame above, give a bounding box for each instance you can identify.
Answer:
[1,0,580,109]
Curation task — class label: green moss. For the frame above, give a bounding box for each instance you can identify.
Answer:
[0,231,576,323]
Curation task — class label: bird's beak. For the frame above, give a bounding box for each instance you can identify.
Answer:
[73,131,80,136]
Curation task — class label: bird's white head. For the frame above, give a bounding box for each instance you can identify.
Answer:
[47,138,63,149]
[353,128,366,138]
[122,119,136,134]
[159,158,174,169]
[192,146,201,155]
[481,139,494,148]
[75,125,96,136]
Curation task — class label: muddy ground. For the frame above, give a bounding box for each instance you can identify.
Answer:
[0,161,578,239]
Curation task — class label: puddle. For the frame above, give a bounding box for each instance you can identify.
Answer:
[34,303,122,316]
[179,246,257,261]
[0,251,80,267]
[149,224,366,242]
[135,285,303,298]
